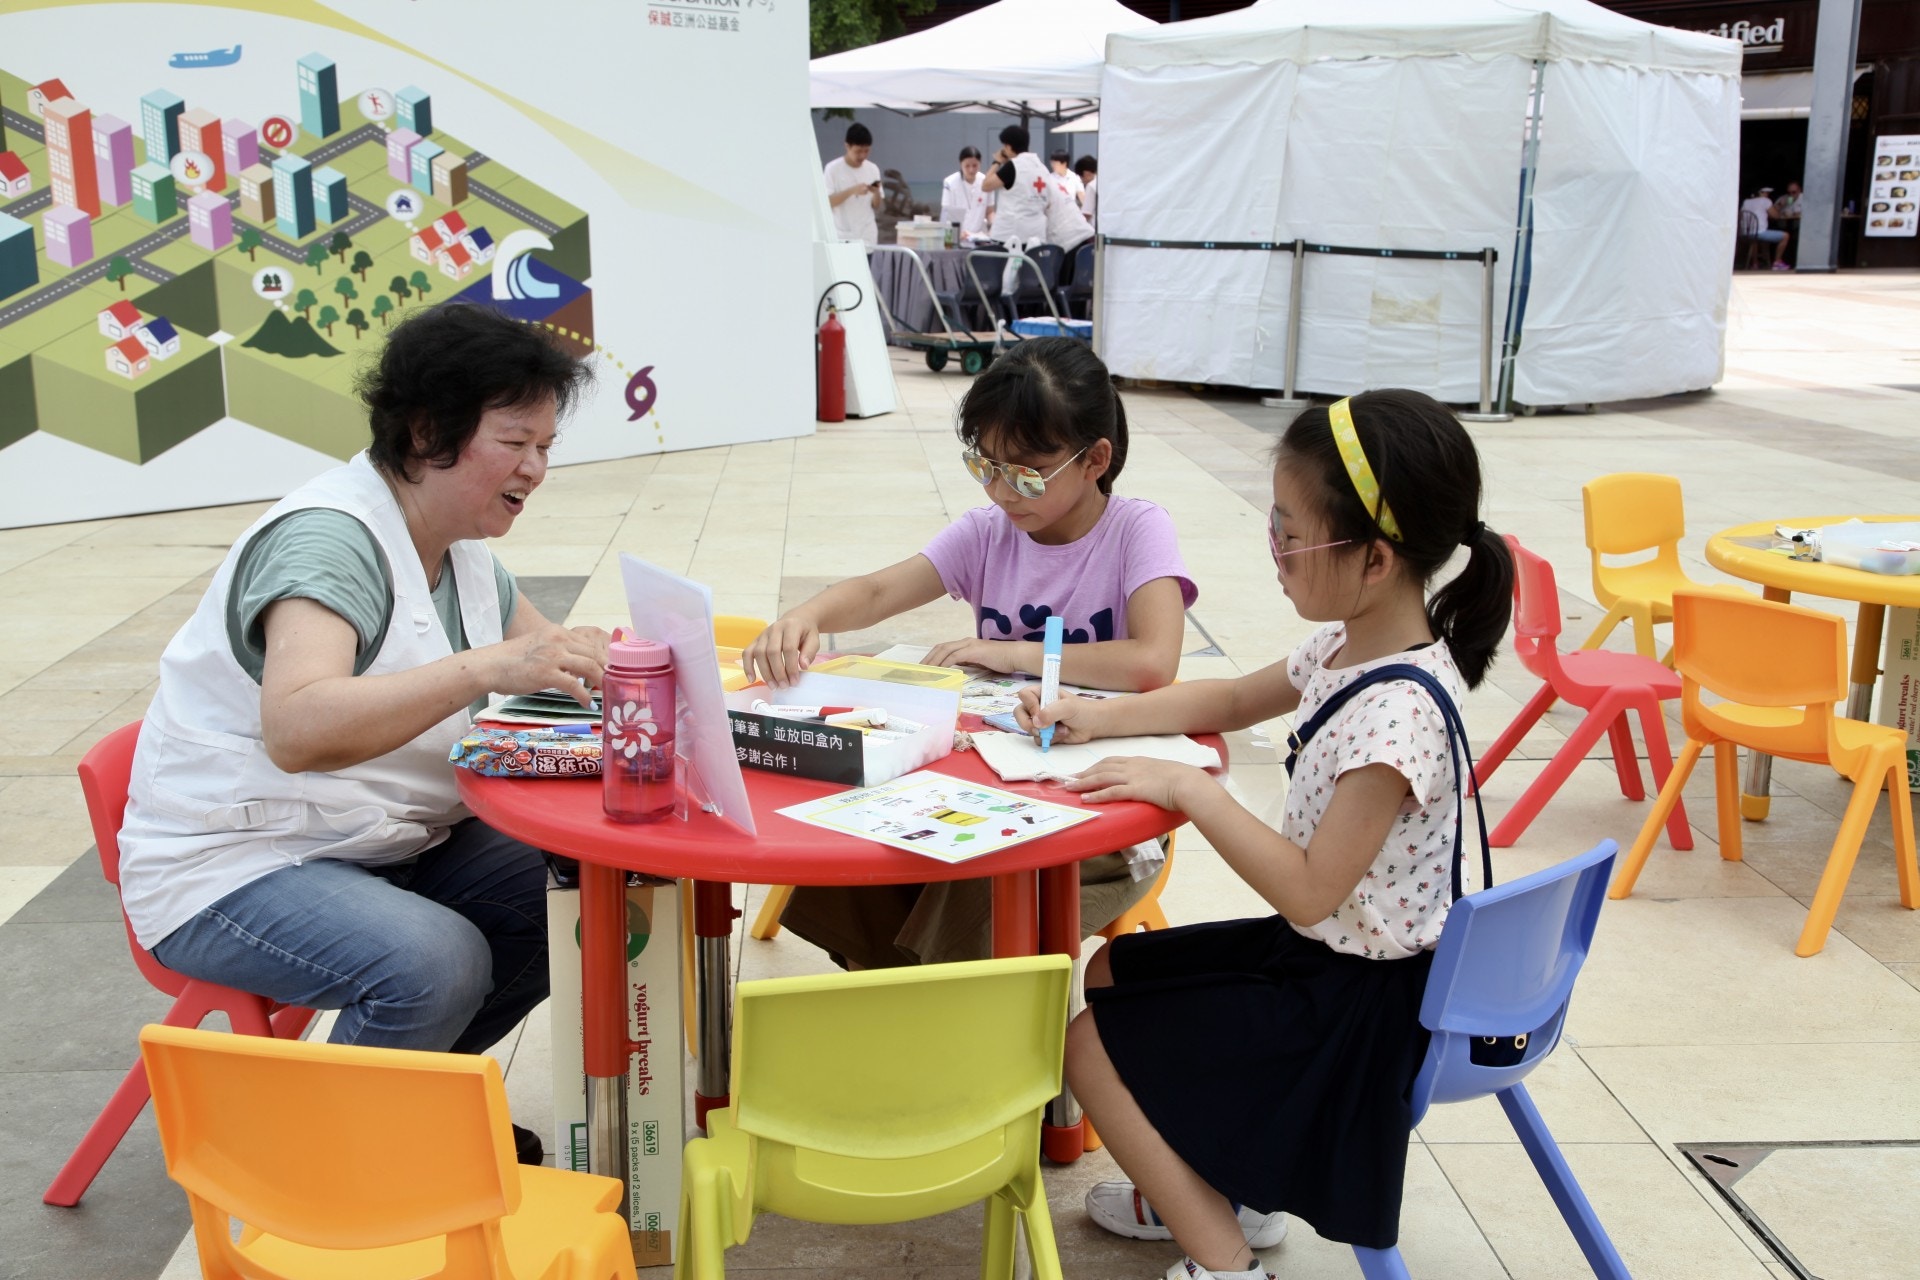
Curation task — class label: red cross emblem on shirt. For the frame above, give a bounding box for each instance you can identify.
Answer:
[1032,176,1048,194]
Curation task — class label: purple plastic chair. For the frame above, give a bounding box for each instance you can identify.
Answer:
[1353,839,1632,1280]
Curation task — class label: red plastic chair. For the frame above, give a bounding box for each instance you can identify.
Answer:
[1475,537,1694,851]
[43,721,315,1207]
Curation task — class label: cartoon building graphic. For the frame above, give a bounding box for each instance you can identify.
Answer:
[140,89,185,161]
[463,226,496,263]
[106,335,151,379]
[98,300,143,339]
[187,190,232,250]
[222,119,258,175]
[0,152,28,199]
[92,114,134,206]
[237,162,274,225]
[271,152,313,239]
[430,152,466,206]
[432,210,467,242]
[386,128,420,183]
[409,224,445,263]
[138,316,181,359]
[27,79,70,118]
[297,53,339,139]
[179,109,225,190]
[312,166,348,223]
[408,139,444,197]
[45,98,101,217]
[438,240,473,280]
[0,212,39,300]
[43,206,93,267]
[396,85,431,136]
[130,161,176,223]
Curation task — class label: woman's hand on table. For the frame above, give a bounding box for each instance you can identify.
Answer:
[490,623,609,708]
[926,636,1029,674]
[742,618,820,688]
[1063,757,1208,812]
[1014,684,1107,744]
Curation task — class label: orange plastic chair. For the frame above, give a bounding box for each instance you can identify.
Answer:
[44,722,315,1208]
[1581,473,1733,661]
[1610,591,1920,956]
[140,1023,637,1280]
[1475,537,1692,851]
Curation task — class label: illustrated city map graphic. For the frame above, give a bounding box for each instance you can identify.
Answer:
[0,56,594,464]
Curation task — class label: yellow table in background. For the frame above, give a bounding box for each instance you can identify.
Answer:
[1706,516,1920,818]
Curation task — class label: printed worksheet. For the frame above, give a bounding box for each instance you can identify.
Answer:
[775,770,1099,863]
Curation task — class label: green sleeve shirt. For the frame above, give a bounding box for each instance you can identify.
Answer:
[225,508,519,684]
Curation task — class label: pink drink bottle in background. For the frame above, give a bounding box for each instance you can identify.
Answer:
[601,635,677,823]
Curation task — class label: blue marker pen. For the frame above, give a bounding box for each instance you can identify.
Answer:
[1037,615,1063,753]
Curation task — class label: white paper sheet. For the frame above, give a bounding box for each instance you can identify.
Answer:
[969,731,1222,783]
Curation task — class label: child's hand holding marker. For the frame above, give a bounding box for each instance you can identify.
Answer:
[1014,683,1105,747]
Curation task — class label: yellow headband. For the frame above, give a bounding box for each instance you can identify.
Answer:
[1327,397,1401,542]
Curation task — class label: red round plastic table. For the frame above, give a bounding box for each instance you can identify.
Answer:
[455,732,1224,1193]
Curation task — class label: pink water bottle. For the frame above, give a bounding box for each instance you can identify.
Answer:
[602,635,676,823]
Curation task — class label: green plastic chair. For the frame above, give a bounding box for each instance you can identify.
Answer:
[675,955,1072,1279]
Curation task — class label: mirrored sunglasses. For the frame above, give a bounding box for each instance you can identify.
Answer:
[962,446,1088,499]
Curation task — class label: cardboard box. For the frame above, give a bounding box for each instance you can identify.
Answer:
[725,669,960,787]
[548,880,682,1266]
[1874,605,1920,791]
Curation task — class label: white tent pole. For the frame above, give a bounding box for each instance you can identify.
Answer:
[1497,58,1546,414]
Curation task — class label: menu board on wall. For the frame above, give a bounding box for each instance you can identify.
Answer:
[1865,135,1920,238]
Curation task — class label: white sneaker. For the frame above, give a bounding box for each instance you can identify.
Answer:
[1088,1180,1289,1249]
[1164,1259,1277,1280]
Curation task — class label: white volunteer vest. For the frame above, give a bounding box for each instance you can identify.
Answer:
[993,152,1051,246]
[118,452,504,948]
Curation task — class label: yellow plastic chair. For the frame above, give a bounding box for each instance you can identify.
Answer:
[1610,591,1920,957]
[676,955,1072,1279]
[138,1024,637,1280]
[1581,473,1732,661]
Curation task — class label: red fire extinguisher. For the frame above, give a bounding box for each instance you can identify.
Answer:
[816,302,846,423]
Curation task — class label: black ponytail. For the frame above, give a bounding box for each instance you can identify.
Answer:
[956,337,1127,493]
[1277,389,1513,688]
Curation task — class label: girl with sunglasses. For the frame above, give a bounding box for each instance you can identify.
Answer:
[1017,389,1513,1279]
[742,336,1195,969]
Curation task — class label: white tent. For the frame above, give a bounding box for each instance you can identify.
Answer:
[809,0,1152,115]
[1098,0,1743,407]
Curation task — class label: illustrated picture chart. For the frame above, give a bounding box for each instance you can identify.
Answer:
[1865,135,1920,238]
[775,770,1100,864]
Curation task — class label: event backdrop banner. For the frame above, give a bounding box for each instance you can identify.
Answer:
[0,0,811,529]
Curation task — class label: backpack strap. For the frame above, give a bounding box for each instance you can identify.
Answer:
[1284,662,1494,900]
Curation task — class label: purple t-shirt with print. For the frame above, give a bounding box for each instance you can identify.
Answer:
[921,495,1197,643]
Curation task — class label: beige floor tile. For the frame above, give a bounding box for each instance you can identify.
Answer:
[0,613,134,669]
[1720,1143,1919,1280]
[0,774,95,866]
[1580,1042,1920,1145]
[1415,1046,1645,1145]
[1431,1142,1773,1279]
[0,865,62,928]
[1566,893,1920,1046]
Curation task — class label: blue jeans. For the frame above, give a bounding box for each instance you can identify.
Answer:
[152,818,549,1054]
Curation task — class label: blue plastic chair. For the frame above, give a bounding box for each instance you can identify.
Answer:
[1056,241,1095,318]
[1353,840,1632,1280]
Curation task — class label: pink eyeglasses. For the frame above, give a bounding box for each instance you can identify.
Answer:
[1268,506,1351,570]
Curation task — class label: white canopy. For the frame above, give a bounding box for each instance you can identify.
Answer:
[809,0,1153,112]
[1105,0,1740,75]
[1097,0,1744,407]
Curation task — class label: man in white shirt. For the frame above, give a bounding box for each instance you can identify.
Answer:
[825,122,881,247]
[1076,156,1098,228]
[940,146,994,242]
[980,124,1049,248]
[1050,150,1085,206]
[1740,186,1790,270]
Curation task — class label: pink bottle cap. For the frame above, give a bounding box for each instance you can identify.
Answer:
[609,636,672,668]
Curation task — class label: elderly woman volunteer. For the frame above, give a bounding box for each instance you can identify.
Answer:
[117,304,602,1161]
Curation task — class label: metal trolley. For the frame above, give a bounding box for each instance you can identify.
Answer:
[868,245,1081,375]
